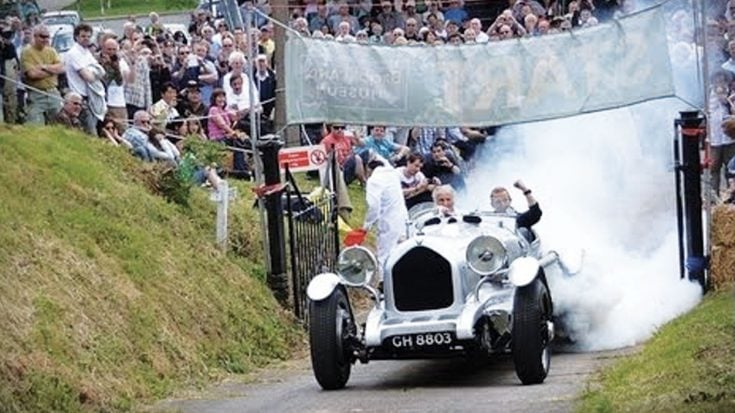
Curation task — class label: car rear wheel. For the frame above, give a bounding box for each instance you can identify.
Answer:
[309,286,354,390]
[512,275,552,385]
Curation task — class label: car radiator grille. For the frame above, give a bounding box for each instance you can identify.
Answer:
[391,246,454,311]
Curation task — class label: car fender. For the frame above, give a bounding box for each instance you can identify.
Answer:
[307,273,341,302]
[508,256,541,287]
[456,300,484,340]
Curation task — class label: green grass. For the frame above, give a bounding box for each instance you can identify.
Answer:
[0,125,301,412]
[578,288,735,413]
[69,0,197,19]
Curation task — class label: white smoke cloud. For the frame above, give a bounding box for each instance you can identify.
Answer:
[458,99,702,351]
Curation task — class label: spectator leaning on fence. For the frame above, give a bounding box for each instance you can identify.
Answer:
[123,110,154,161]
[21,24,63,125]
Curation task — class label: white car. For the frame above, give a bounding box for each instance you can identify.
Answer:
[198,0,223,18]
[50,25,74,58]
[307,207,581,390]
[42,11,81,27]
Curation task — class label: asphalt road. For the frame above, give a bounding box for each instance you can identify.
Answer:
[153,346,636,413]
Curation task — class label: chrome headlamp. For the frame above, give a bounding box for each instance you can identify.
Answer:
[336,246,377,287]
[466,235,507,275]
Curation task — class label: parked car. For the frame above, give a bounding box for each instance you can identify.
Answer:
[198,0,223,18]
[50,25,74,58]
[307,206,576,390]
[163,23,191,45]
[42,10,81,27]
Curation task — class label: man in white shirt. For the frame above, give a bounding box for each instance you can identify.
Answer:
[363,159,409,278]
[64,23,101,135]
[469,18,489,43]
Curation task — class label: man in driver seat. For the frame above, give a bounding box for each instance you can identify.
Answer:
[490,179,542,231]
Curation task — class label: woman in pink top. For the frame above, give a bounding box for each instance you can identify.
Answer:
[207,88,237,141]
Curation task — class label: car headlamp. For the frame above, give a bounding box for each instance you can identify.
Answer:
[336,246,377,287]
[466,235,506,275]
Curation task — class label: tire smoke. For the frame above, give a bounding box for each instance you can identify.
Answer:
[460,99,702,351]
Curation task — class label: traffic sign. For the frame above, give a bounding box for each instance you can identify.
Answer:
[279,145,328,173]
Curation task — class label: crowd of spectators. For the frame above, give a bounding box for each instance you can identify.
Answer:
[4,0,695,205]
[289,0,626,218]
[289,0,626,45]
[708,0,735,202]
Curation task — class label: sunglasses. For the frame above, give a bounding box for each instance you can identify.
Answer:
[37,34,50,39]
[70,101,82,106]
[140,120,151,124]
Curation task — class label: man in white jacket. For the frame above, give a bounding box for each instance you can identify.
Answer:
[363,159,409,279]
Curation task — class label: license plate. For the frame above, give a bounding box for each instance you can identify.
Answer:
[389,332,454,348]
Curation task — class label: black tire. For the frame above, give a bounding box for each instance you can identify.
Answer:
[309,286,354,390]
[512,275,553,385]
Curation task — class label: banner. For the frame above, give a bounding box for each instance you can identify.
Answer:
[285,6,675,127]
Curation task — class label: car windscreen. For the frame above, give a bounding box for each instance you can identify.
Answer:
[44,16,76,26]
[52,32,73,53]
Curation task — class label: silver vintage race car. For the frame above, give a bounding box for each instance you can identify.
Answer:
[306,206,571,390]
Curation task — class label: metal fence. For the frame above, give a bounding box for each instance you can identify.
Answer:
[284,159,339,323]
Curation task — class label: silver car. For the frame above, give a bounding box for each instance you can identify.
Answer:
[307,207,572,390]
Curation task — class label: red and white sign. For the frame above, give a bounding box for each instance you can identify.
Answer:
[278,145,328,173]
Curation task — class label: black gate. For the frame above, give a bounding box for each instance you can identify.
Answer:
[284,157,340,323]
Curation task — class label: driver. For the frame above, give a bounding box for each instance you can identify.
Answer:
[432,184,457,217]
[490,179,542,230]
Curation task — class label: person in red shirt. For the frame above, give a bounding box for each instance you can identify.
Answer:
[321,124,368,222]
[321,124,368,185]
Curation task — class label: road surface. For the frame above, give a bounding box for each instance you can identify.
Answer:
[153,346,636,413]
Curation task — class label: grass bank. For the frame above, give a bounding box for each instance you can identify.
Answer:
[69,0,196,19]
[578,287,735,413]
[0,125,301,412]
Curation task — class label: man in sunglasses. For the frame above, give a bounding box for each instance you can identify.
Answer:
[21,25,64,125]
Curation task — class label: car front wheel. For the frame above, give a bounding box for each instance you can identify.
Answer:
[309,286,354,390]
[512,275,552,385]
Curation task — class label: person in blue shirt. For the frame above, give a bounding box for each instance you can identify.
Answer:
[443,0,468,26]
[360,125,410,166]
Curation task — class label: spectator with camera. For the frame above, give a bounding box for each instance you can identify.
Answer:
[20,24,63,125]
[98,38,131,131]
[184,41,218,105]
[123,43,152,122]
